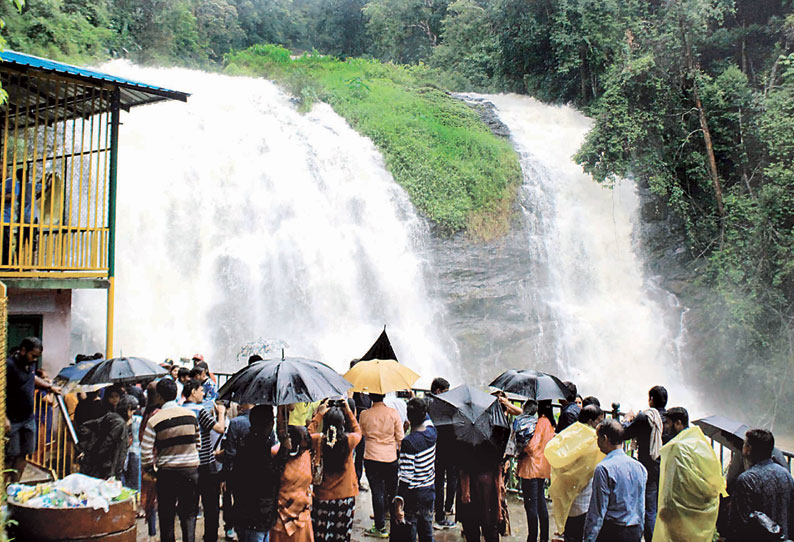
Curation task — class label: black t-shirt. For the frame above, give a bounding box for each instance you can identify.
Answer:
[353,392,372,418]
[623,407,666,481]
[6,356,35,423]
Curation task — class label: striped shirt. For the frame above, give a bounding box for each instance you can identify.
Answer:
[141,401,200,470]
[398,424,437,491]
[184,401,217,466]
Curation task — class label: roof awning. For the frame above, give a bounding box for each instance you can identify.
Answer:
[0,50,189,126]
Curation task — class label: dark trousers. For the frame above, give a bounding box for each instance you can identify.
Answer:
[564,513,586,542]
[222,481,233,531]
[596,521,642,542]
[644,477,658,542]
[522,478,549,542]
[462,522,499,542]
[401,491,434,542]
[355,435,366,482]
[157,468,199,542]
[198,465,221,542]
[366,459,398,530]
[434,455,457,521]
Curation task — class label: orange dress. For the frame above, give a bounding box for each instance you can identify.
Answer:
[270,447,314,542]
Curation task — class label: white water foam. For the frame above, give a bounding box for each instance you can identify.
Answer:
[72,64,455,379]
[476,93,697,411]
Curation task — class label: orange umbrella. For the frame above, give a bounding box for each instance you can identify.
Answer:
[343,359,419,394]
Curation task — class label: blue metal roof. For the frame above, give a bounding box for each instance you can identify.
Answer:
[0,50,189,108]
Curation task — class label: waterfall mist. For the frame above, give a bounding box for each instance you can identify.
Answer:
[72,64,456,379]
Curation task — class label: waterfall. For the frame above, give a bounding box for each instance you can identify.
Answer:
[429,94,696,411]
[72,64,455,378]
[70,67,695,410]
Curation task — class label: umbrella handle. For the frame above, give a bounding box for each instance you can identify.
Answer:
[277,405,289,442]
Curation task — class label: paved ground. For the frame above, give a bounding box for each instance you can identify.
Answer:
[135,487,560,542]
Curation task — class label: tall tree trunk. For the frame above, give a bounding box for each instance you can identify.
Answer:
[679,13,726,230]
[765,37,790,98]
[691,75,726,220]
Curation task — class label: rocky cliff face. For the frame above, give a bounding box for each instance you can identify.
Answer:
[635,179,696,296]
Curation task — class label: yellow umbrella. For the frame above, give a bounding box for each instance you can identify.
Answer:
[343,359,419,394]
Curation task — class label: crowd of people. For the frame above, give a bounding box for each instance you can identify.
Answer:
[5,337,794,542]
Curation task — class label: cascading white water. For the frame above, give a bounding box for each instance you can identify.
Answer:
[465,94,696,410]
[69,66,695,409]
[72,65,455,379]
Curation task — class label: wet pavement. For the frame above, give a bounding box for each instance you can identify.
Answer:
[135,486,560,541]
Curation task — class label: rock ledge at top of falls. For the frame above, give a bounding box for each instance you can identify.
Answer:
[451,94,512,139]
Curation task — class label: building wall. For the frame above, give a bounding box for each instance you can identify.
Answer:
[8,289,72,376]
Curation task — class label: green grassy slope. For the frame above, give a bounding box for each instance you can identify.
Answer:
[225,45,522,239]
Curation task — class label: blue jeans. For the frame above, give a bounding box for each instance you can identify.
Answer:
[401,490,434,542]
[236,529,268,542]
[644,476,658,542]
[123,451,141,491]
[522,478,548,542]
[147,513,157,537]
[366,459,398,530]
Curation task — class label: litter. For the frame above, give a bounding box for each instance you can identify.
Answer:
[7,473,135,512]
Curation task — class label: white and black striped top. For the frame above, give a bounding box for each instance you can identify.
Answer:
[398,424,437,490]
[184,402,217,466]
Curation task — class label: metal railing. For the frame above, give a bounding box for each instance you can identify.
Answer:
[27,388,79,479]
[213,372,794,480]
[0,69,112,276]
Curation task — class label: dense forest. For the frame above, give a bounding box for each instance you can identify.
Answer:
[2,0,793,428]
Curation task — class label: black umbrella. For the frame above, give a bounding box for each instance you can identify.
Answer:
[79,356,167,385]
[217,356,352,406]
[693,415,752,451]
[360,327,398,362]
[429,384,509,446]
[489,369,568,401]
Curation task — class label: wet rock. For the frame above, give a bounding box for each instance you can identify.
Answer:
[451,94,512,138]
[641,199,668,222]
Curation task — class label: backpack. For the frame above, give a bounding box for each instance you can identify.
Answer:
[513,414,538,451]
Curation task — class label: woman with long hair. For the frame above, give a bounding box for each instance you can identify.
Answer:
[518,400,556,542]
[308,399,362,542]
[270,425,314,542]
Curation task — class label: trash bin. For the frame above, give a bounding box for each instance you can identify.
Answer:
[8,496,136,541]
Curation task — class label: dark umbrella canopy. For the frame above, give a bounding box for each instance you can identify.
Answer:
[489,369,568,401]
[55,358,108,393]
[693,415,752,451]
[79,357,167,385]
[217,356,352,406]
[429,384,509,446]
[56,358,101,384]
[360,327,398,362]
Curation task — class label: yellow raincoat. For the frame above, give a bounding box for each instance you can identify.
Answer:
[544,422,604,529]
[653,425,727,542]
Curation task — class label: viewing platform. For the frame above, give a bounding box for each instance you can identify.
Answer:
[0,51,188,370]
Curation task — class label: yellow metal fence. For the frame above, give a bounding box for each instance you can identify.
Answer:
[27,388,78,479]
[0,69,112,276]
